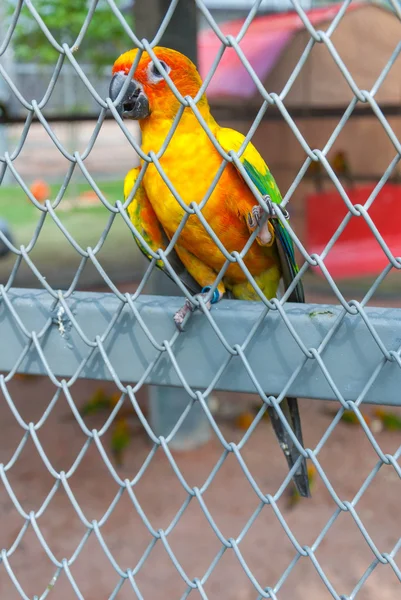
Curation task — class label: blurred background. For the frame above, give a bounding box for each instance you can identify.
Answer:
[1,0,401,298]
[1,2,401,599]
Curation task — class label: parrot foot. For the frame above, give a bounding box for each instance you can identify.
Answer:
[173,287,221,331]
[173,298,196,331]
[247,198,290,246]
[262,196,290,221]
[248,197,290,226]
[248,204,265,228]
[247,205,273,245]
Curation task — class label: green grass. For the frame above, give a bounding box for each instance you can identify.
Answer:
[2,181,400,298]
[0,180,146,288]
[0,180,123,226]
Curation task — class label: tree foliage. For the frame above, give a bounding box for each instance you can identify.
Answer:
[7,0,133,72]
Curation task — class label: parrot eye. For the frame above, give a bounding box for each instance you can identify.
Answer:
[148,60,170,83]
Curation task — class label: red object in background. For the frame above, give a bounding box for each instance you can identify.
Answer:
[306,184,401,279]
[198,3,362,99]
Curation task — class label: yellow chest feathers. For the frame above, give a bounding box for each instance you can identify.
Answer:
[140,115,224,223]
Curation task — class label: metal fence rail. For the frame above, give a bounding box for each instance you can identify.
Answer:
[1,1,401,598]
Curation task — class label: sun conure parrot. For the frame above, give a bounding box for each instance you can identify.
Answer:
[109,47,310,498]
[332,150,353,188]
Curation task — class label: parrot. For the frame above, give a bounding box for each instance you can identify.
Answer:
[111,417,132,466]
[307,159,324,193]
[109,47,310,498]
[373,408,401,431]
[332,150,353,188]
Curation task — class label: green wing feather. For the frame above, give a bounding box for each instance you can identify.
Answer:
[216,129,309,498]
[216,128,303,303]
[244,159,304,303]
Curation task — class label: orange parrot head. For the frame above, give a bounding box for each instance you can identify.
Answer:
[109,47,207,122]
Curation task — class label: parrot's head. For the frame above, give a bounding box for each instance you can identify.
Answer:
[109,47,207,123]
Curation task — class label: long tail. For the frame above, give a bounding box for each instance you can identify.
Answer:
[267,396,310,497]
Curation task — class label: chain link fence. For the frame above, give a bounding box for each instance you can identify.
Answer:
[0,63,112,120]
[1,0,401,598]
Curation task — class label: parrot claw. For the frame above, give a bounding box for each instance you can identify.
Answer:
[247,205,273,246]
[173,298,196,331]
[262,196,290,220]
[173,288,219,331]
[247,205,264,229]
[247,198,290,246]
[248,198,289,227]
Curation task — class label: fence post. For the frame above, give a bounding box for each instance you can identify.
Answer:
[134,0,210,450]
[146,270,212,451]
[133,0,198,64]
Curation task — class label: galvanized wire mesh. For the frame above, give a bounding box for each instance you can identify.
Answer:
[1,0,401,598]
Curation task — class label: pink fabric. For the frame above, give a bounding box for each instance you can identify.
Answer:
[198,3,362,98]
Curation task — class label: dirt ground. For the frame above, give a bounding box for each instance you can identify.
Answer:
[0,280,401,600]
[1,122,401,598]
[1,374,401,599]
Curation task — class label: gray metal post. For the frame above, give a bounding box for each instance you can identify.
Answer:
[146,271,212,451]
[134,0,210,450]
[134,0,198,64]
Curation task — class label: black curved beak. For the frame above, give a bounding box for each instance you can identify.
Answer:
[109,72,150,120]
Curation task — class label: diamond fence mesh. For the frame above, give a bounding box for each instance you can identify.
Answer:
[1,0,401,598]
